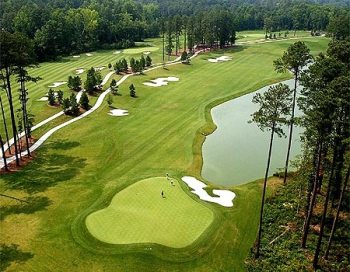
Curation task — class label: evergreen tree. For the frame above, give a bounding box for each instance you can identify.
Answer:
[47,89,56,106]
[79,92,89,110]
[129,84,136,97]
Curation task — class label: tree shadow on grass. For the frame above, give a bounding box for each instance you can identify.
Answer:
[2,141,86,193]
[0,196,52,221]
[0,244,33,272]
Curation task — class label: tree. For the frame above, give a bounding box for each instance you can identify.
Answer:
[145,55,152,67]
[181,51,189,63]
[121,58,128,72]
[84,68,101,94]
[79,92,89,110]
[274,41,312,184]
[47,89,56,106]
[110,79,119,95]
[140,55,146,68]
[69,93,79,116]
[108,63,112,70]
[129,84,136,97]
[62,98,70,114]
[0,134,8,171]
[250,83,293,258]
[68,76,81,91]
[130,58,136,73]
[56,90,63,105]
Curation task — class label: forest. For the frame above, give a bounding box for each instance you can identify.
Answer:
[0,0,349,60]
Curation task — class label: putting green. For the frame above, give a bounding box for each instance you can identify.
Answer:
[86,177,214,248]
[122,46,159,54]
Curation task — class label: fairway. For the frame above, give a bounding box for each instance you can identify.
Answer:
[0,36,329,271]
[86,177,214,248]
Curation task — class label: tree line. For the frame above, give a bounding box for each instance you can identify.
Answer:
[0,0,348,60]
[250,31,349,269]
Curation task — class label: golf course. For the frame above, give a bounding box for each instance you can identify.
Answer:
[0,31,331,271]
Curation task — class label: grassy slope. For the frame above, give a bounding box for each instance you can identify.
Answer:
[86,177,214,248]
[0,37,329,272]
[0,41,175,136]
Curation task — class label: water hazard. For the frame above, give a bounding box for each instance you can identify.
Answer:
[201,79,303,186]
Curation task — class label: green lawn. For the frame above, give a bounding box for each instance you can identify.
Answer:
[236,30,312,42]
[0,36,329,271]
[86,177,214,248]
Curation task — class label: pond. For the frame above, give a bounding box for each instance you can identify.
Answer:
[201,79,303,187]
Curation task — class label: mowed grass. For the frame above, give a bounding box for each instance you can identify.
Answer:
[0,41,175,137]
[0,37,329,271]
[236,30,312,42]
[86,177,214,248]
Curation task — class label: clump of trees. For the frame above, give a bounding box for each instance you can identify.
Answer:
[68,76,82,91]
[130,56,150,73]
[114,58,128,74]
[84,68,102,94]
[248,36,350,270]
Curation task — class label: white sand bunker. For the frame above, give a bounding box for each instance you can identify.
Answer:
[94,66,105,71]
[73,55,80,58]
[181,176,236,207]
[48,82,67,88]
[76,68,84,75]
[86,53,93,57]
[108,109,129,117]
[143,51,151,55]
[208,56,232,63]
[113,51,121,54]
[38,96,48,101]
[143,76,179,87]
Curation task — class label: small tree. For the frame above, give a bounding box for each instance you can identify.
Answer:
[62,98,70,114]
[121,58,128,72]
[129,84,136,97]
[130,58,136,72]
[47,89,56,106]
[140,55,146,68]
[249,83,293,258]
[79,92,90,110]
[69,93,80,116]
[108,63,112,70]
[68,76,81,91]
[57,90,64,105]
[107,94,113,106]
[146,55,152,67]
[181,51,190,64]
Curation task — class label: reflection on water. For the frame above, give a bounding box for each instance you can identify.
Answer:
[202,79,303,186]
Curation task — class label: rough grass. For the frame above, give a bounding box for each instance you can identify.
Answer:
[0,36,329,271]
[86,177,214,248]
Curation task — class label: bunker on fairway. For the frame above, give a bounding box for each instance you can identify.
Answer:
[86,177,214,248]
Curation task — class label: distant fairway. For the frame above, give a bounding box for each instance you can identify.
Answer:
[86,177,214,248]
[123,46,159,54]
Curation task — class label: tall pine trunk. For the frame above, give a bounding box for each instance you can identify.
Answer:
[313,149,337,267]
[324,166,349,259]
[0,93,11,153]
[0,134,8,171]
[5,67,20,166]
[283,71,298,183]
[301,140,323,248]
[255,122,276,258]
[19,69,31,156]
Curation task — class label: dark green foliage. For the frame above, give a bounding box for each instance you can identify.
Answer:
[67,76,82,91]
[140,55,146,68]
[129,84,136,97]
[106,94,113,106]
[0,244,33,271]
[79,92,89,110]
[62,98,70,114]
[56,90,64,105]
[84,68,102,94]
[69,93,79,116]
[108,63,112,70]
[145,55,152,67]
[110,79,119,95]
[47,89,55,106]
[181,51,189,63]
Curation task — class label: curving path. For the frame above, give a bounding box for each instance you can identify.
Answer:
[0,51,203,169]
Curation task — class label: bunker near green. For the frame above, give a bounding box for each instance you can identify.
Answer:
[85,177,214,248]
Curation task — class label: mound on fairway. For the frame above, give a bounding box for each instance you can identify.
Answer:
[86,177,214,248]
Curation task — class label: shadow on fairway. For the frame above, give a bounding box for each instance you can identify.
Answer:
[0,244,34,272]
[0,195,52,221]
[2,141,86,193]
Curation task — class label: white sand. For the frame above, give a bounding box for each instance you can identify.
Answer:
[86,53,93,57]
[143,76,180,87]
[113,51,121,54]
[143,51,151,55]
[108,109,129,117]
[48,82,67,88]
[76,68,84,75]
[38,96,48,101]
[208,56,232,63]
[73,55,80,58]
[94,66,106,71]
[181,176,236,207]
